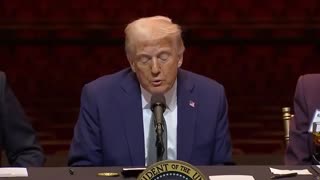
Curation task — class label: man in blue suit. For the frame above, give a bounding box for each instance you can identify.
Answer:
[0,71,45,166]
[285,74,320,165]
[68,16,232,166]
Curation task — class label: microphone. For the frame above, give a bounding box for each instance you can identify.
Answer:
[150,94,166,162]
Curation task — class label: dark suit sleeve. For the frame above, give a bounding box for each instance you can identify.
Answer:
[212,86,232,164]
[68,85,103,166]
[285,75,312,165]
[0,72,45,167]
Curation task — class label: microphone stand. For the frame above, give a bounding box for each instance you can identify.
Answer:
[151,97,166,163]
[155,118,165,162]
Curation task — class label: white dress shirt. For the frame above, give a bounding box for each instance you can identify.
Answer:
[141,81,178,165]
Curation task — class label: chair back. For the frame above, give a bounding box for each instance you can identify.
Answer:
[282,107,293,146]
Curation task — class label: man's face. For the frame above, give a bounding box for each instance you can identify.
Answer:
[129,38,183,94]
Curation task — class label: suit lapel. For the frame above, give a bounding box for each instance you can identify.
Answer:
[119,70,145,166]
[176,70,197,162]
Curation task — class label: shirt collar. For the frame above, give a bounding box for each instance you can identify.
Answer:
[141,80,177,111]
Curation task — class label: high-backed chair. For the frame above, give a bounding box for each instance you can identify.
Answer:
[282,107,294,146]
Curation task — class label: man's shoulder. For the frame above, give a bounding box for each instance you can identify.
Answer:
[0,71,6,89]
[87,68,131,87]
[0,71,5,81]
[296,74,320,98]
[180,69,224,90]
[299,74,320,83]
[297,74,320,90]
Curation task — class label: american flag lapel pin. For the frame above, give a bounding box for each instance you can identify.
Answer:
[189,100,195,108]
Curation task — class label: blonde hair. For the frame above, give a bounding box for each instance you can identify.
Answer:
[124,16,185,58]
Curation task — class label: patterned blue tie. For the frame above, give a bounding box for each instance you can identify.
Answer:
[147,114,167,166]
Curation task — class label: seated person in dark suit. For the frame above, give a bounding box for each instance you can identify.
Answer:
[285,74,320,165]
[0,71,45,166]
[68,16,232,166]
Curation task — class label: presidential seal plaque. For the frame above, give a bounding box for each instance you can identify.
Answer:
[138,160,206,180]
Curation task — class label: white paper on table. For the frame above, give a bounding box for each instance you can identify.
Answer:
[270,167,312,175]
[0,167,28,177]
[209,175,255,180]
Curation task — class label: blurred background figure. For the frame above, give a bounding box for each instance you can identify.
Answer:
[0,71,45,167]
[285,74,320,165]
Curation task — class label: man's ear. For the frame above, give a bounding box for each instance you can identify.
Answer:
[177,54,183,67]
[127,55,136,72]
